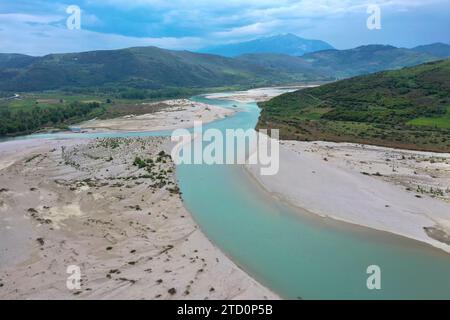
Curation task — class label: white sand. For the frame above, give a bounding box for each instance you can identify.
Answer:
[247,140,450,253]
[0,138,277,300]
[77,99,234,132]
[204,86,317,103]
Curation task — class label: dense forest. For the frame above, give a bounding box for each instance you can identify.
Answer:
[0,101,103,135]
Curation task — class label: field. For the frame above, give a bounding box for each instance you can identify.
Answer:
[408,106,450,129]
[0,85,244,136]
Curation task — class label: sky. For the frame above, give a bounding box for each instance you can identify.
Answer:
[0,0,449,56]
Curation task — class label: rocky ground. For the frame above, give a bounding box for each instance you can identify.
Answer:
[0,137,276,300]
[77,99,235,133]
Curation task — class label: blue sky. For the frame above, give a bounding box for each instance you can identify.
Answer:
[0,0,449,55]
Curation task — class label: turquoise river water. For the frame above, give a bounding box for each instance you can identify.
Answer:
[4,93,450,299]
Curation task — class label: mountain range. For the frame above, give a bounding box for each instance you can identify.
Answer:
[0,46,334,92]
[411,43,450,59]
[300,44,440,79]
[0,42,449,92]
[200,34,334,57]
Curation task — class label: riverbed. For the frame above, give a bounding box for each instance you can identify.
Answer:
[2,89,450,299]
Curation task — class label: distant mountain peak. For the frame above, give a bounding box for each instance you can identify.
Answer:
[199,34,334,57]
[266,33,302,39]
[415,42,449,47]
[412,42,450,58]
[353,44,398,50]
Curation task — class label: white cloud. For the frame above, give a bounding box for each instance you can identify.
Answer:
[96,0,448,15]
[0,14,204,56]
[0,13,63,24]
[93,0,449,43]
[213,21,281,39]
[0,0,448,55]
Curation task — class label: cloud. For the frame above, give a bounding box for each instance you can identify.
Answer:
[0,13,204,56]
[92,0,449,41]
[212,21,282,39]
[0,0,449,55]
[0,13,63,24]
[97,0,448,16]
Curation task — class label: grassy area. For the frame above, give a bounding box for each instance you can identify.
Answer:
[408,106,450,129]
[4,93,102,111]
[0,85,251,137]
[258,59,450,152]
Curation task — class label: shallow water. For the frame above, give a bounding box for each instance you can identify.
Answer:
[177,95,450,299]
[4,92,450,299]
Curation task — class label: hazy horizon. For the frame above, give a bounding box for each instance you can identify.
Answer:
[4,36,450,58]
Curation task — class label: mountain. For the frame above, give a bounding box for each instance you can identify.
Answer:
[0,47,258,91]
[0,54,38,69]
[0,43,446,92]
[411,43,450,59]
[200,34,334,57]
[301,45,438,79]
[258,59,450,152]
[236,45,440,80]
[234,53,329,82]
[0,46,321,92]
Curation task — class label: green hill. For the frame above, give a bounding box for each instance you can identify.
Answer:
[0,46,329,92]
[0,54,38,69]
[234,53,329,82]
[412,43,450,59]
[301,45,438,79]
[258,59,450,152]
[0,44,446,93]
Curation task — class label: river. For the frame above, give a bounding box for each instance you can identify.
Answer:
[3,90,450,299]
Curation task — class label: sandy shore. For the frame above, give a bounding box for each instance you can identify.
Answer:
[204,86,316,103]
[209,86,450,253]
[0,137,277,300]
[77,99,234,133]
[247,140,450,253]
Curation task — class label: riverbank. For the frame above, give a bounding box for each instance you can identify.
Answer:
[206,87,450,253]
[0,137,277,299]
[204,86,315,103]
[76,99,235,133]
[246,140,450,253]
